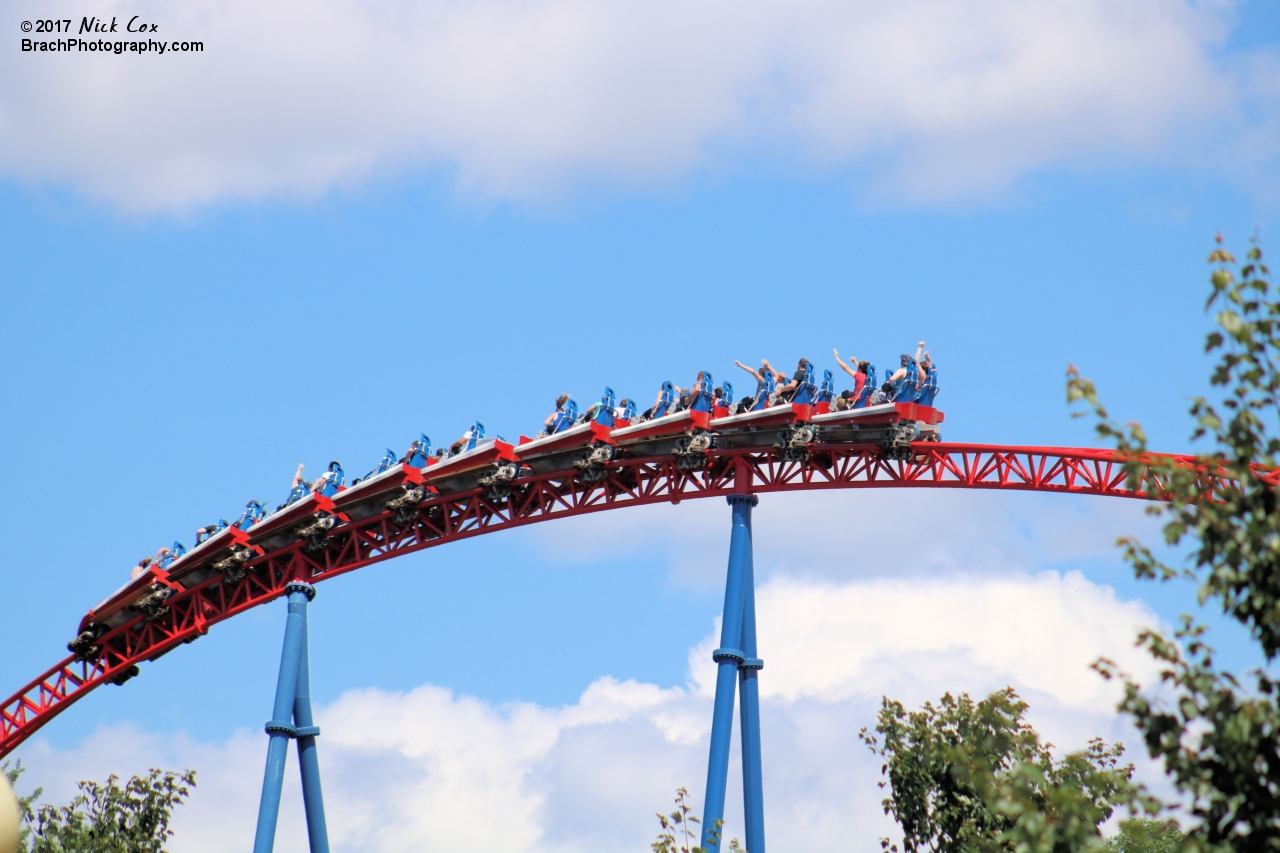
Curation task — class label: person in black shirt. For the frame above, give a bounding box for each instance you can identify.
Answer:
[767,357,811,403]
[869,381,895,406]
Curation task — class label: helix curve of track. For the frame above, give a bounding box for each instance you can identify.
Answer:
[0,440,1233,757]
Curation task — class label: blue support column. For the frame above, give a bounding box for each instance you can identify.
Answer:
[252,581,328,853]
[738,531,765,853]
[702,494,757,853]
[292,598,330,853]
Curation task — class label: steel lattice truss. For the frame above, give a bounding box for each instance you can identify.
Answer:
[0,442,1229,756]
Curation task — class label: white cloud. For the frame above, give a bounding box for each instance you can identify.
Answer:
[17,569,1167,853]
[2,0,1266,212]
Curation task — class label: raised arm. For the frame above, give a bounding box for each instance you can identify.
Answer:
[834,348,859,380]
[733,360,763,383]
[915,341,925,363]
[761,359,788,387]
[291,463,305,489]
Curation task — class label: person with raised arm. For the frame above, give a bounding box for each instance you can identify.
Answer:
[275,463,313,511]
[887,341,926,400]
[916,349,939,406]
[764,357,811,404]
[733,359,779,411]
[833,347,869,402]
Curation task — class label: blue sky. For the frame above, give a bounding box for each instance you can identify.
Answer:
[2,0,1279,849]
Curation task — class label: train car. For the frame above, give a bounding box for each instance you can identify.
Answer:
[705,363,943,460]
[76,565,184,640]
[516,421,614,471]
[332,462,428,522]
[162,524,258,589]
[811,400,943,435]
[515,389,619,479]
[328,435,442,522]
[612,408,711,462]
[611,379,716,466]
[708,401,813,444]
[699,365,822,459]
[811,401,944,457]
[611,408,708,445]
[703,401,812,460]
[422,424,517,496]
[246,491,345,553]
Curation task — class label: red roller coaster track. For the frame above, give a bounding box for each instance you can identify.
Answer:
[0,441,1230,757]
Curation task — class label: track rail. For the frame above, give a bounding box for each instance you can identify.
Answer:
[0,442,1229,756]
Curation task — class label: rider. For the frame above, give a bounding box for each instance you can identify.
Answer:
[868,381,895,406]
[449,426,475,455]
[733,359,780,410]
[542,394,572,434]
[311,463,343,496]
[130,556,153,580]
[686,371,714,412]
[641,382,677,420]
[887,341,926,402]
[278,463,313,509]
[131,547,170,579]
[833,348,868,402]
[771,358,811,403]
[194,521,227,544]
[403,435,433,468]
[916,350,940,406]
[670,386,690,413]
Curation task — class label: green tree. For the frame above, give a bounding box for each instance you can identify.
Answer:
[860,688,1141,853]
[1106,819,1186,853]
[1069,236,1280,852]
[8,767,195,853]
[4,761,43,853]
[650,787,743,853]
